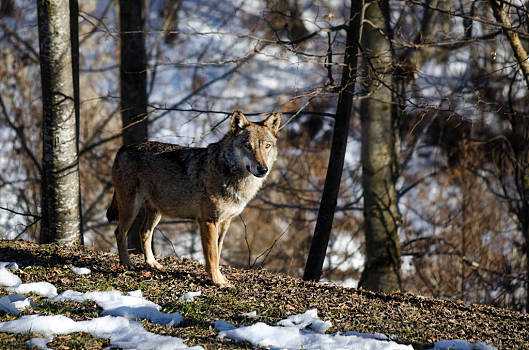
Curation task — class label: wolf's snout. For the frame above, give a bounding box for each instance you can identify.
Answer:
[247,165,268,177]
[256,165,268,176]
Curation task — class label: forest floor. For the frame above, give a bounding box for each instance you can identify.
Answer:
[0,239,528,349]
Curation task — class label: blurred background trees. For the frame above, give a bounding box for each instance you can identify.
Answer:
[1,0,528,311]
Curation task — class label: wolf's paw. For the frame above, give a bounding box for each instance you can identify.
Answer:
[147,260,164,271]
[120,260,136,270]
[211,271,231,287]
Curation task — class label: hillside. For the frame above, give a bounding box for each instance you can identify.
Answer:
[0,239,528,349]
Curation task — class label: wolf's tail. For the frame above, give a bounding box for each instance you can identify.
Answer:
[106,192,118,223]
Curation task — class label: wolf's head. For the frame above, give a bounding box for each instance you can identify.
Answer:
[225,110,281,178]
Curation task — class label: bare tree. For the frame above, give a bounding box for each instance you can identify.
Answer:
[37,0,82,245]
[119,0,149,252]
[358,0,401,292]
[303,0,363,282]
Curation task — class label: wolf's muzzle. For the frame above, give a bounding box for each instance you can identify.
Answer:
[256,166,268,176]
[247,165,268,177]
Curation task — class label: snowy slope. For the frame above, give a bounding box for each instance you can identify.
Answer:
[0,261,498,350]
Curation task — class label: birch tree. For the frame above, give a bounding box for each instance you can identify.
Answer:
[37,0,82,245]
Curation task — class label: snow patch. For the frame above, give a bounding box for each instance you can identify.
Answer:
[26,336,53,350]
[240,310,257,318]
[214,320,236,332]
[48,289,183,326]
[0,294,35,315]
[0,314,203,350]
[0,263,57,297]
[0,262,19,270]
[178,291,201,302]
[218,309,413,350]
[434,339,498,350]
[0,265,22,287]
[276,309,331,334]
[71,267,91,275]
[7,282,57,298]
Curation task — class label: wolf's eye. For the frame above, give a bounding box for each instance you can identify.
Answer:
[245,143,252,150]
[265,143,272,149]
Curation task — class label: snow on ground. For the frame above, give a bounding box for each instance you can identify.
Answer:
[240,310,257,318]
[48,289,184,326]
[217,312,498,350]
[0,262,498,350]
[26,335,53,350]
[71,266,91,275]
[434,340,498,350]
[0,314,202,350]
[0,263,199,349]
[0,266,21,287]
[0,262,56,297]
[7,281,57,298]
[217,309,412,350]
[0,294,35,315]
[178,291,202,302]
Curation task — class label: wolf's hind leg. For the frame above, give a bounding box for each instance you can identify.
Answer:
[115,225,135,269]
[140,204,163,270]
[114,193,142,269]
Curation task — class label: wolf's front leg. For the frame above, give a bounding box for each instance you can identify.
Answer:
[198,220,230,287]
[217,218,232,264]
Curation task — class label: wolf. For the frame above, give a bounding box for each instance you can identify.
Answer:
[106,111,281,286]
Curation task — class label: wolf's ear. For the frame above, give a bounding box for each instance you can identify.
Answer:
[264,112,281,136]
[230,110,250,133]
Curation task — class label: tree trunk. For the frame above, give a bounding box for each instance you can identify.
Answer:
[37,0,82,245]
[119,0,148,253]
[489,0,529,89]
[70,0,83,243]
[358,0,402,293]
[523,223,529,312]
[303,0,363,281]
[509,116,529,311]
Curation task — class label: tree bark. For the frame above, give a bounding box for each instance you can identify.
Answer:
[119,0,148,253]
[70,0,83,243]
[358,0,402,293]
[37,0,82,245]
[303,0,363,282]
[506,116,529,311]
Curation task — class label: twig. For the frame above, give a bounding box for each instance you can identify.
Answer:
[0,95,42,175]
[0,205,40,218]
[156,227,179,257]
[252,224,291,269]
[239,215,252,268]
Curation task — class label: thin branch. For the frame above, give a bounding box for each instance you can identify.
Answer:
[405,0,529,39]
[0,23,39,62]
[0,205,40,218]
[78,0,114,46]
[0,94,42,175]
